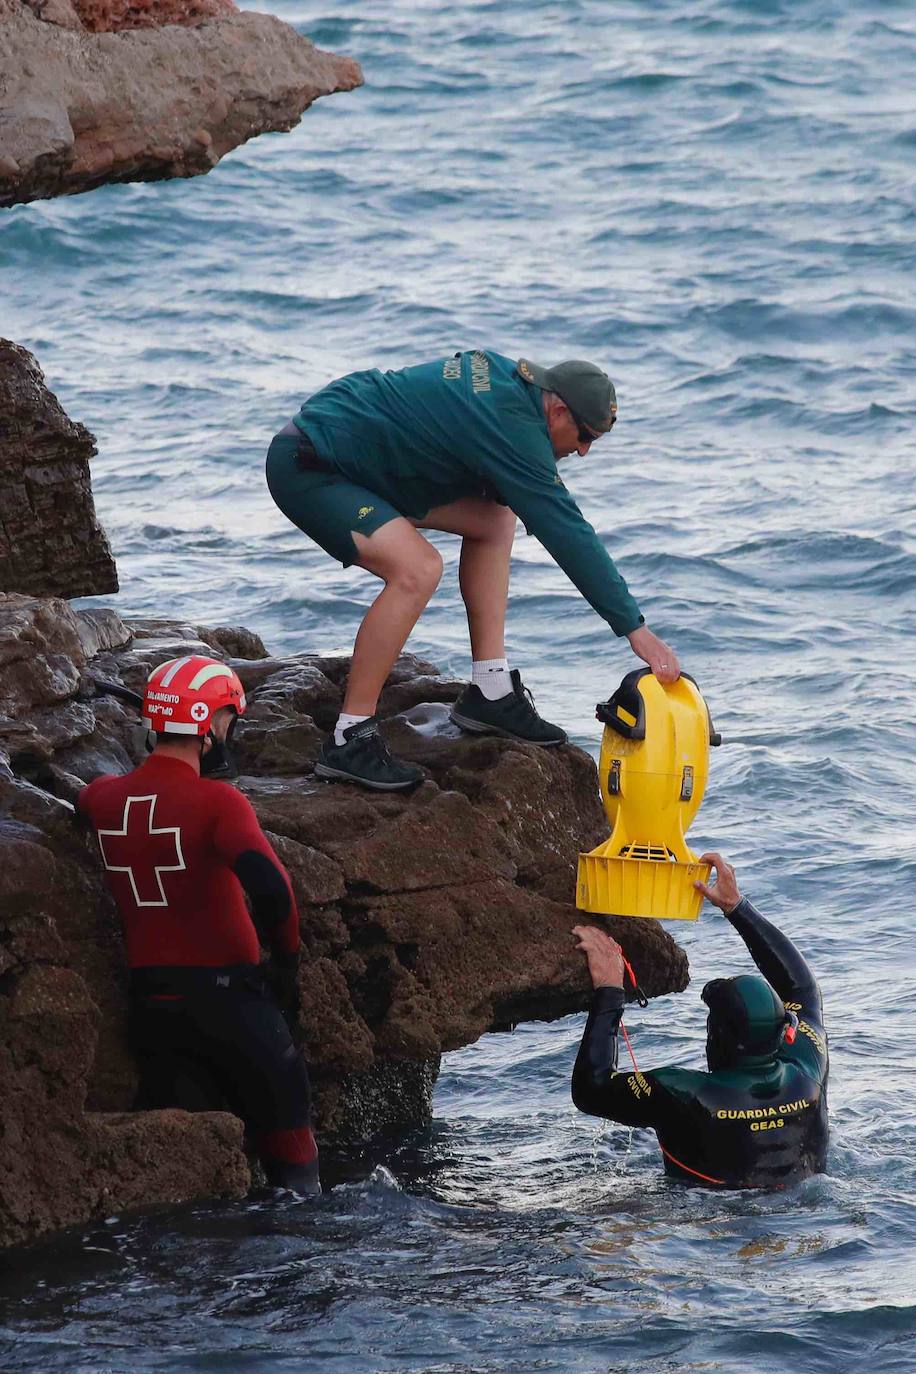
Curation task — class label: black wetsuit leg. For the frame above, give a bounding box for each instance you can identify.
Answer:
[130,999,225,1112]
[129,969,319,1192]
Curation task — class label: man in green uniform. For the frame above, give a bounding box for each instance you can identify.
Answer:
[266,349,680,790]
[572,854,829,1187]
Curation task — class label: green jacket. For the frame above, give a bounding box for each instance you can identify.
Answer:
[295,349,644,636]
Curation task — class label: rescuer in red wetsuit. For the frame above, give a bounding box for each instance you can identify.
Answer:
[77,655,320,1195]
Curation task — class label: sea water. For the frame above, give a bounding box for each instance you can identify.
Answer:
[1,1,915,1369]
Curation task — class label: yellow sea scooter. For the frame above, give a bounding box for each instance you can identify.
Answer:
[576,669,721,921]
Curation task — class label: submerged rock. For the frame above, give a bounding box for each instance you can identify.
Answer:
[0,0,362,207]
[0,595,690,1247]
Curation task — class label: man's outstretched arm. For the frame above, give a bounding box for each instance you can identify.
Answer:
[471,439,680,683]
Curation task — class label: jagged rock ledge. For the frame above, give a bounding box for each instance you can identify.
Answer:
[0,0,362,207]
[0,339,117,599]
[0,593,689,1248]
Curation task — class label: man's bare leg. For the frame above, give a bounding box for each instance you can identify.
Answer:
[413,497,517,662]
[343,499,515,716]
[343,518,444,716]
[413,497,565,744]
[335,496,563,760]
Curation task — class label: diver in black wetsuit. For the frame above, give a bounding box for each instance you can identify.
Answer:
[571,853,829,1188]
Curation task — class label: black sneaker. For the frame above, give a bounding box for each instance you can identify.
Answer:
[450,670,567,746]
[314,717,424,791]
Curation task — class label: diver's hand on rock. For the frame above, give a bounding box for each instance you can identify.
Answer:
[694,852,743,914]
[573,924,625,989]
[626,626,680,684]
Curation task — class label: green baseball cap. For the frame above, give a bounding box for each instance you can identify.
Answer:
[517,357,617,434]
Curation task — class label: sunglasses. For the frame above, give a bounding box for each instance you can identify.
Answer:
[573,410,616,445]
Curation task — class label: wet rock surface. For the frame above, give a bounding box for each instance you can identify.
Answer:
[70,0,235,34]
[0,1,363,208]
[0,340,117,599]
[0,593,690,1247]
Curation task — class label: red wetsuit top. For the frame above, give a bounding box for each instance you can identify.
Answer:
[77,754,299,969]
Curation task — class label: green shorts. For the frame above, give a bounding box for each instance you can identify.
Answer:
[265,430,404,567]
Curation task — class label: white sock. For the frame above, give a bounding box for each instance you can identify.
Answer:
[472,658,512,701]
[335,712,370,746]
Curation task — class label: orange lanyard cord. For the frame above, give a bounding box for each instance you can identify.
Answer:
[618,959,727,1188]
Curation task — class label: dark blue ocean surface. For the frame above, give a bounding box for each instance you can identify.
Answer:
[1,0,915,1369]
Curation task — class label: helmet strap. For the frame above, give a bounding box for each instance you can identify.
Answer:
[199,718,238,779]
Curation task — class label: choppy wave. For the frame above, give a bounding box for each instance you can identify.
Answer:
[2,0,915,1368]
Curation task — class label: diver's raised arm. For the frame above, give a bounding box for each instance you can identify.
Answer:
[695,853,822,1021]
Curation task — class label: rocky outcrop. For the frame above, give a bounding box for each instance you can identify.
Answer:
[21,0,236,32]
[0,339,117,599]
[0,0,362,207]
[0,593,690,1247]
[70,0,236,34]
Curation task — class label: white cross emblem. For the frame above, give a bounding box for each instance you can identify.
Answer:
[97,794,186,908]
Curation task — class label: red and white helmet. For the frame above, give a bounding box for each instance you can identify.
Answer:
[142,655,247,736]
